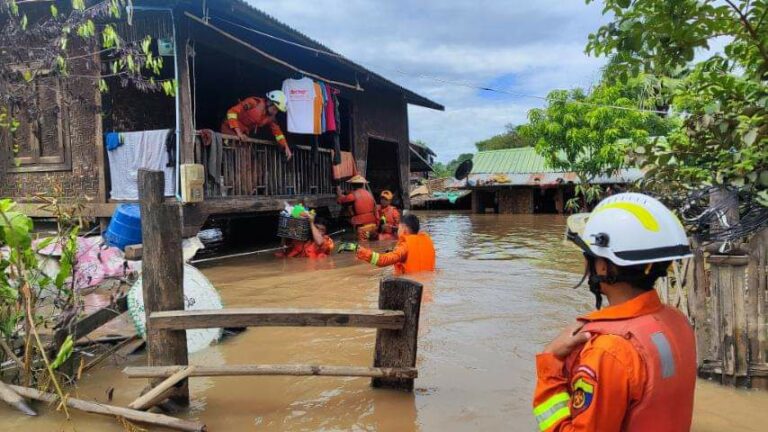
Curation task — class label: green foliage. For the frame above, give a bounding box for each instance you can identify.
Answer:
[587,0,768,199]
[519,77,674,183]
[433,153,473,179]
[475,124,535,151]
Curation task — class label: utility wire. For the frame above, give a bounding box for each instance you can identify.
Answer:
[196,14,673,115]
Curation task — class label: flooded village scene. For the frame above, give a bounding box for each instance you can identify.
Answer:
[2,1,768,431]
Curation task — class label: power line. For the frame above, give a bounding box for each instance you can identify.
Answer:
[207,15,671,116]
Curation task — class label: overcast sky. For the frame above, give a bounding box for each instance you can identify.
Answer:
[250,0,610,162]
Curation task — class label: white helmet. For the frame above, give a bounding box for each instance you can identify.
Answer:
[571,192,692,266]
[266,90,287,112]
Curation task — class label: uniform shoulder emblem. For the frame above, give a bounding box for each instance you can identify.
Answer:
[571,366,597,415]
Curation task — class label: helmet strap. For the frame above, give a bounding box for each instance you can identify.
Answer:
[585,256,604,310]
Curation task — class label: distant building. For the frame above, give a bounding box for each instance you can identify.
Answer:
[409,141,436,184]
[466,147,642,214]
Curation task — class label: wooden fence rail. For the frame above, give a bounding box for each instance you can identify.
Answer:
[196,134,333,198]
[124,365,418,379]
[150,308,405,330]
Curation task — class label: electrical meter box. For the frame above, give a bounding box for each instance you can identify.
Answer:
[180,163,205,203]
[157,38,174,56]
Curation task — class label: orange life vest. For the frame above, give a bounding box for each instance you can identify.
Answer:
[396,232,436,275]
[568,305,696,432]
[350,189,377,226]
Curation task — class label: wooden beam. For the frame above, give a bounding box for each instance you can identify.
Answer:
[124,364,417,379]
[6,385,205,432]
[138,169,189,405]
[15,202,118,218]
[129,366,197,411]
[0,380,36,416]
[175,15,195,165]
[53,295,129,350]
[372,278,423,391]
[150,308,405,330]
[124,244,143,260]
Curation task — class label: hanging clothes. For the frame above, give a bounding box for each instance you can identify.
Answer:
[312,81,324,134]
[325,84,338,132]
[282,77,316,134]
[107,129,175,200]
[105,132,123,151]
[318,83,328,133]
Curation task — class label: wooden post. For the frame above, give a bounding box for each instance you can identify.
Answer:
[138,169,189,405]
[175,14,195,165]
[372,277,423,391]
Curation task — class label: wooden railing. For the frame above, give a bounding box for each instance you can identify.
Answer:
[196,134,334,198]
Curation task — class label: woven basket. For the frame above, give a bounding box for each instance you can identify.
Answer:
[277,215,311,241]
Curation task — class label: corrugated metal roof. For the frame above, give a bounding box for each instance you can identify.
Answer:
[467,147,643,186]
[470,147,552,174]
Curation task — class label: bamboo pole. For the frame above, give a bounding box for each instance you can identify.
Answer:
[124,364,417,379]
[0,380,36,416]
[6,385,206,431]
[128,366,196,411]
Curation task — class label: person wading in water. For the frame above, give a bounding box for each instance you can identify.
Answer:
[533,193,696,432]
[336,175,378,241]
[338,213,435,275]
[377,190,401,241]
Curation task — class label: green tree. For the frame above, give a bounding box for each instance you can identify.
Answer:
[475,124,535,151]
[587,0,768,204]
[433,153,473,179]
[519,77,674,209]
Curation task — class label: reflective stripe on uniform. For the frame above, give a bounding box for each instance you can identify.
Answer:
[370,252,380,266]
[592,202,660,232]
[275,134,285,141]
[650,331,676,378]
[533,392,570,431]
[227,113,238,120]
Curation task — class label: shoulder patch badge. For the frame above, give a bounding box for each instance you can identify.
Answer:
[571,377,595,414]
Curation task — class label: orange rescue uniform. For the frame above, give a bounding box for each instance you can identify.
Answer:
[337,188,378,241]
[277,236,334,259]
[377,204,401,240]
[532,290,696,432]
[356,232,436,275]
[221,97,288,151]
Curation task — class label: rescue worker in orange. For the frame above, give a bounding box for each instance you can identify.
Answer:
[221,90,292,160]
[276,215,334,259]
[338,213,435,275]
[336,175,378,241]
[377,190,401,241]
[532,193,696,432]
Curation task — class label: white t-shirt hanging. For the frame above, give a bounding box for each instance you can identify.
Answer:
[282,77,316,134]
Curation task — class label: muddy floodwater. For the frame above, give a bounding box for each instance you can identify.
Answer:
[2,213,768,431]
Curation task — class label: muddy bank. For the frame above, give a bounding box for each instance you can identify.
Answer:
[1,213,766,431]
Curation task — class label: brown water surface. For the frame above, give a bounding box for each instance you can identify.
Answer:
[1,213,767,431]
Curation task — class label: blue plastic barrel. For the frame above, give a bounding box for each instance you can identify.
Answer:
[105,204,142,250]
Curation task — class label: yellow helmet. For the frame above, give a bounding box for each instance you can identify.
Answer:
[266,90,287,112]
[380,190,393,200]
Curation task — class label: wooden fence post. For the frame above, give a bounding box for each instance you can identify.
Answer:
[138,169,190,405]
[372,277,423,391]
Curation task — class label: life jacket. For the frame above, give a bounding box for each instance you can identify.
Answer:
[236,97,277,133]
[350,189,377,226]
[395,232,436,275]
[569,305,696,432]
[380,205,399,225]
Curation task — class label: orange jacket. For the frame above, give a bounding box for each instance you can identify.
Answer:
[337,189,378,226]
[356,232,435,275]
[378,205,401,234]
[224,97,288,150]
[532,290,696,432]
[278,236,334,259]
